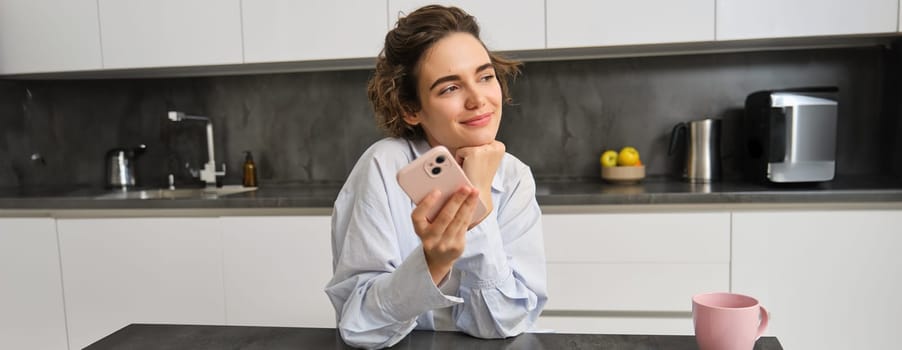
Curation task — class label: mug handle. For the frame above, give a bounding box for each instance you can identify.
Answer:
[756,305,769,339]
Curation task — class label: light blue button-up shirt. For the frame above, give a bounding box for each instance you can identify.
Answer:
[325,137,548,349]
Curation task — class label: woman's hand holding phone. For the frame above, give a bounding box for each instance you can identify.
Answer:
[397,145,493,284]
[455,140,505,219]
[411,187,480,284]
[397,146,488,224]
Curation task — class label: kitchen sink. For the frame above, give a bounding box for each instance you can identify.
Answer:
[94,185,256,200]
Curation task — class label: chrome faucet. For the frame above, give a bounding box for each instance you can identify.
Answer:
[168,111,226,187]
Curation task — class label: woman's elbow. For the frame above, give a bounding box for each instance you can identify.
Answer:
[459,313,532,340]
[461,324,526,340]
[338,327,401,350]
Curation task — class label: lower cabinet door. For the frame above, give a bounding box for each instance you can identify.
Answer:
[732,210,902,350]
[221,215,335,327]
[0,218,69,350]
[540,212,731,335]
[57,218,226,350]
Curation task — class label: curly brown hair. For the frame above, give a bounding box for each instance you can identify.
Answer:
[366,5,521,140]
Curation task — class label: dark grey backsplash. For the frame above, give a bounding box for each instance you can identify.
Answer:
[887,42,902,178]
[503,46,895,182]
[1,45,899,189]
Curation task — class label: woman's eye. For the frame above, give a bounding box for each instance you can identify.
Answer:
[439,85,459,95]
[480,74,496,82]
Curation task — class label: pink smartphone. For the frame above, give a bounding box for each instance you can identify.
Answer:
[397,145,488,224]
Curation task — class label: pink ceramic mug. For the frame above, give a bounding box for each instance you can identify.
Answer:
[692,292,769,350]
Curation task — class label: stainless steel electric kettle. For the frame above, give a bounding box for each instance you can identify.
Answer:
[668,118,721,183]
[106,144,147,189]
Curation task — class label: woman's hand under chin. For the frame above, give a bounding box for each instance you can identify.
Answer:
[455,140,505,221]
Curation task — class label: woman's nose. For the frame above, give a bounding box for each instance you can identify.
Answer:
[465,88,486,110]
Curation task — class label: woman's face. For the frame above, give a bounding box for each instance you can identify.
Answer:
[403,32,502,153]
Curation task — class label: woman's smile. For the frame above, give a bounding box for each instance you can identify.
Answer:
[461,112,493,127]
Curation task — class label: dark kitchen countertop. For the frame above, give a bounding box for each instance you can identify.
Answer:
[84,324,784,350]
[535,174,902,205]
[1,175,901,211]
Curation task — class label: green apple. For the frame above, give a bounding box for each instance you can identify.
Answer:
[600,150,618,168]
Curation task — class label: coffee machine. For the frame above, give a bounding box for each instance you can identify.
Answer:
[743,87,838,183]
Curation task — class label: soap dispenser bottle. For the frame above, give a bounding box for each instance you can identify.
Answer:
[242,151,258,187]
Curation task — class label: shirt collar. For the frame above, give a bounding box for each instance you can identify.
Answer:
[408,138,505,193]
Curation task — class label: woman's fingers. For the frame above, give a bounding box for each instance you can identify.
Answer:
[428,187,472,229]
[411,189,441,234]
[454,147,473,165]
[412,186,479,272]
[447,189,479,241]
[412,187,472,240]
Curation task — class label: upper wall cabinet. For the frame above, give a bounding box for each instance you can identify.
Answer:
[388,0,545,52]
[546,0,715,49]
[243,1,387,63]
[716,0,898,40]
[98,0,243,69]
[0,0,102,74]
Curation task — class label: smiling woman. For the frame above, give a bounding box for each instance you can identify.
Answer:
[324,5,547,350]
[402,34,503,153]
[367,5,521,143]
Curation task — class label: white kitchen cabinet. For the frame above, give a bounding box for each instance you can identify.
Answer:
[221,215,335,327]
[0,218,69,350]
[98,0,242,69]
[716,0,898,40]
[537,212,730,335]
[732,210,902,350]
[242,1,387,63]
[0,0,102,75]
[389,0,545,51]
[546,0,714,49]
[57,218,225,350]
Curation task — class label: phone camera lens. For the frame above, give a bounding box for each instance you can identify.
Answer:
[431,167,442,175]
[435,156,445,164]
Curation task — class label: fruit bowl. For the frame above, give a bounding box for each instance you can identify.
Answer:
[601,165,645,184]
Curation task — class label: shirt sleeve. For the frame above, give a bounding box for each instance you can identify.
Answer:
[451,165,549,338]
[324,155,463,349]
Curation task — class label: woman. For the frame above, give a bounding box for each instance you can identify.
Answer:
[325,5,547,349]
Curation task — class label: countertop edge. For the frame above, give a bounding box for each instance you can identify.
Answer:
[3,201,902,218]
[2,177,901,216]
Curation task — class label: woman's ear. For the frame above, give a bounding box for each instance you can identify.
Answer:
[402,112,421,126]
